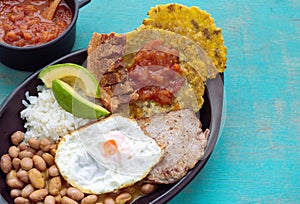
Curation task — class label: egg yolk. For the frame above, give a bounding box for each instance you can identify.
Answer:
[97,131,132,167]
[104,139,118,156]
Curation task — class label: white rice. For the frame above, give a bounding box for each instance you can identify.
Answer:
[20,86,93,141]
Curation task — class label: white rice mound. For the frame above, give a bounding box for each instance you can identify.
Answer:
[20,86,93,141]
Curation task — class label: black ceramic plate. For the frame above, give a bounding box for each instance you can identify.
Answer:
[0,49,224,204]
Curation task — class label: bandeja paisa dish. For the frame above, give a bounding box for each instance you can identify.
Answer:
[0,4,226,204]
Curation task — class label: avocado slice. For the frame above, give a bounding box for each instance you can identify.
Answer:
[38,63,100,98]
[52,79,110,119]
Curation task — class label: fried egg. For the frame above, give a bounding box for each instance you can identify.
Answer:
[55,115,164,194]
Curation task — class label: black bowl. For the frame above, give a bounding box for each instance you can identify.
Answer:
[0,49,224,204]
[0,0,91,71]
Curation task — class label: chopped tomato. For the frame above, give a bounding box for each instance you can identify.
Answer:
[0,0,72,47]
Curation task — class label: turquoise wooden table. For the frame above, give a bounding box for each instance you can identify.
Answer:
[1,0,300,203]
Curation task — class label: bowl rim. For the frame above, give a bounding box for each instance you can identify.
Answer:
[0,0,79,50]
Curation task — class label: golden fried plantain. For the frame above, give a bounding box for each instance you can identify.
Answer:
[143,3,227,73]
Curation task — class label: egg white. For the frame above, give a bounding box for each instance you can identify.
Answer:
[55,115,163,194]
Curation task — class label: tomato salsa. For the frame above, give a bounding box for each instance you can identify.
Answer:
[128,40,185,105]
[0,0,72,47]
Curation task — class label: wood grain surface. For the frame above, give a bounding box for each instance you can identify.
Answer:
[1,0,300,203]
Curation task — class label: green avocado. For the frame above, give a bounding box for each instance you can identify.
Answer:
[38,63,100,98]
[52,79,110,119]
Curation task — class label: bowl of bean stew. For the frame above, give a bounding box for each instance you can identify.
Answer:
[0,0,91,71]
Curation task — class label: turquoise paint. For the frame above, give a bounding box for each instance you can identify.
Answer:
[1,0,300,203]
